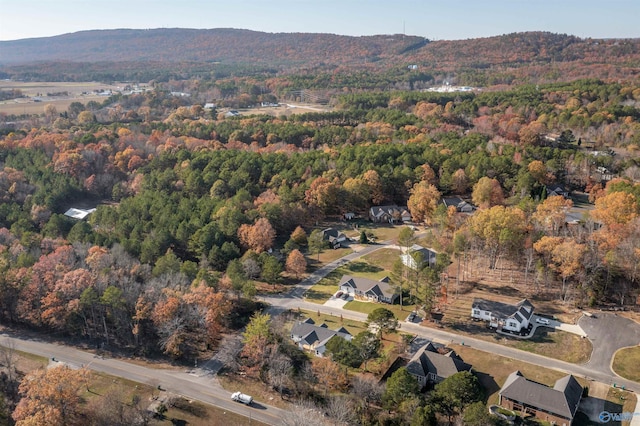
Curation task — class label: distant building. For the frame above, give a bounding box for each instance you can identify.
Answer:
[499,371,583,425]
[546,184,570,198]
[64,208,96,220]
[369,205,411,223]
[441,197,476,213]
[321,228,347,248]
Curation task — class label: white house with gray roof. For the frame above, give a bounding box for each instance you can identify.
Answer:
[471,298,534,332]
[290,318,352,357]
[400,244,437,270]
[339,275,399,304]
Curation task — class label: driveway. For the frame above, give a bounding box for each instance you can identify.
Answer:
[579,313,640,376]
[324,295,349,308]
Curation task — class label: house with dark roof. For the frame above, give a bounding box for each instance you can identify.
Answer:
[406,342,472,388]
[400,244,437,270]
[546,184,570,198]
[441,196,476,213]
[369,205,411,223]
[471,298,534,333]
[339,275,399,304]
[290,318,352,357]
[499,371,583,425]
[321,228,347,248]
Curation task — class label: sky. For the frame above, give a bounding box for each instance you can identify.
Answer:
[1,0,639,42]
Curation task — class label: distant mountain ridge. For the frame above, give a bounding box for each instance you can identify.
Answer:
[1,28,639,83]
[0,28,426,66]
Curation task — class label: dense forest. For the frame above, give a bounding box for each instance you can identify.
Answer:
[0,78,638,356]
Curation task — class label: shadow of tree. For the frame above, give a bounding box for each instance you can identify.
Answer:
[346,261,383,274]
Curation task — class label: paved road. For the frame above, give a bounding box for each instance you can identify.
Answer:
[4,237,640,424]
[264,239,640,393]
[264,297,640,393]
[580,313,640,376]
[0,330,286,426]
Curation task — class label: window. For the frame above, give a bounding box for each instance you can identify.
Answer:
[473,309,480,315]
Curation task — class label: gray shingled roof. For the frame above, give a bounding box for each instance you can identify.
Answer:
[339,275,397,301]
[291,321,352,348]
[406,343,471,381]
[499,371,582,420]
[472,298,534,321]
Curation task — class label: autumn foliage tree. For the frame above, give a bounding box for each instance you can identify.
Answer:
[238,217,276,253]
[286,249,307,278]
[407,181,441,225]
[471,177,504,209]
[468,205,526,269]
[13,365,89,426]
[532,195,573,235]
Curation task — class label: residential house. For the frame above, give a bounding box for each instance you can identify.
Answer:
[339,275,399,304]
[369,205,411,223]
[471,298,534,333]
[499,371,583,425]
[290,318,352,357]
[546,184,570,198]
[406,342,472,388]
[321,228,347,248]
[343,212,356,220]
[64,208,96,220]
[441,196,476,213]
[400,244,437,270]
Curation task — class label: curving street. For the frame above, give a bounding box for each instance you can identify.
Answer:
[2,238,639,425]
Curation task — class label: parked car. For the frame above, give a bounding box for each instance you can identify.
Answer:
[535,317,550,325]
[231,391,253,405]
[341,293,349,300]
[335,291,343,298]
[407,312,416,322]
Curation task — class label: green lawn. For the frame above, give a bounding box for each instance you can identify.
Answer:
[305,257,396,304]
[612,346,640,382]
[344,299,419,320]
[452,344,587,406]
[361,248,402,271]
[298,309,369,336]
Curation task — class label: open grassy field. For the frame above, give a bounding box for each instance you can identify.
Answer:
[0,81,126,115]
[451,344,585,405]
[612,346,640,382]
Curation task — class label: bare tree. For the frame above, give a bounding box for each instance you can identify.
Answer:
[282,399,330,426]
[0,339,17,385]
[325,395,356,425]
[267,351,293,398]
[210,334,243,374]
[351,375,384,414]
